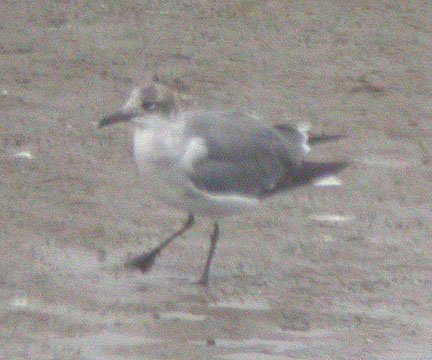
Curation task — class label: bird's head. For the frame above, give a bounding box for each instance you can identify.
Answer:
[99,75,192,128]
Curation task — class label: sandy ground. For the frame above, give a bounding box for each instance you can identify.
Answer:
[1,1,432,359]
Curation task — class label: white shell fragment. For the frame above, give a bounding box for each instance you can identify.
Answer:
[14,151,34,160]
[309,214,353,224]
[313,175,343,187]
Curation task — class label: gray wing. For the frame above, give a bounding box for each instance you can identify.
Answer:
[185,111,303,196]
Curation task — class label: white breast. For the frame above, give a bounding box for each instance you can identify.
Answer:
[133,126,187,205]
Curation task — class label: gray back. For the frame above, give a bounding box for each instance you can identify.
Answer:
[185,111,304,196]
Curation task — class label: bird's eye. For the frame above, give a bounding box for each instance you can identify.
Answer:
[142,101,156,111]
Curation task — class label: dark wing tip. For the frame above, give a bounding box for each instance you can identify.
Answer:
[263,160,350,197]
[293,161,350,186]
[308,134,347,144]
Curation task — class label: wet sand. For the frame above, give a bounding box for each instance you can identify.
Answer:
[1,1,432,359]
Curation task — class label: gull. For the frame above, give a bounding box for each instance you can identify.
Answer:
[99,76,347,285]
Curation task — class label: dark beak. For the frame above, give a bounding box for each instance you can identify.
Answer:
[98,110,139,128]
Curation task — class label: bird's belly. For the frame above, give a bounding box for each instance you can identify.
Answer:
[136,160,187,204]
[135,161,259,218]
[133,128,259,218]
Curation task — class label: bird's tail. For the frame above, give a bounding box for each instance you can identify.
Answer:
[274,123,346,156]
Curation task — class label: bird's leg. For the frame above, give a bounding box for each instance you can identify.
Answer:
[198,222,219,286]
[126,213,195,272]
